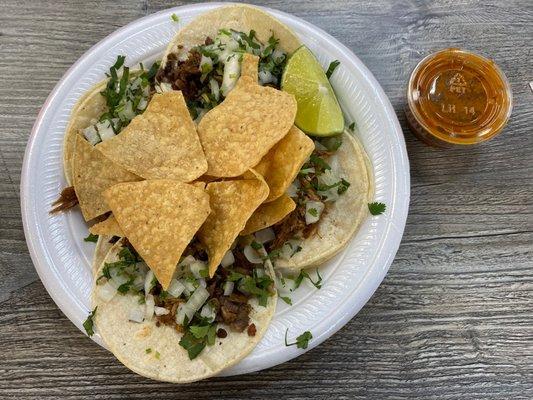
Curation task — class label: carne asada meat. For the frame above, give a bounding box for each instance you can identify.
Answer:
[50,186,78,213]
[156,50,203,101]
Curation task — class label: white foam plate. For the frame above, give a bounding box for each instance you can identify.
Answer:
[21,3,409,376]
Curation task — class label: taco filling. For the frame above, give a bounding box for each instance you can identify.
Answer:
[96,238,274,360]
[156,29,287,120]
[255,136,351,262]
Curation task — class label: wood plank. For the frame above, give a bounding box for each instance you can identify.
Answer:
[0,0,531,398]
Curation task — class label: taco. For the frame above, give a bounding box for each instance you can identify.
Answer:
[92,238,277,383]
[90,176,276,382]
[267,132,374,272]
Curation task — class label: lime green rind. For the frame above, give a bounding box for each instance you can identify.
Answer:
[281,45,345,137]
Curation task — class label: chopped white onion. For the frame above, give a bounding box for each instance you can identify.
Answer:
[155,82,173,93]
[137,97,148,111]
[154,306,169,316]
[200,302,216,322]
[179,255,196,267]
[95,120,116,141]
[221,55,240,96]
[317,169,341,202]
[279,239,302,260]
[198,278,207,288]
[133,275,144,291]
[175,304,190,326]
[209,78,220,101]
[176,286,209,325]
[305,201,325,225]
[117,100,135,122]
[109,267,128,288]
[97,280,117,302]
[220,250,235,267]
[144,294,155,320]
[129,306,145,323]
[144,270,155,295]
[258,69,275,85]
[82,125,101,146]
[286,181,299,198]
[223,281,234,296]
[189,260,207,279]
[299,167,315,176]
[167,279,186,298]
[244,244,264,264]
[254,227,276,244]
[272,48,285,61]
[182,278,196,295]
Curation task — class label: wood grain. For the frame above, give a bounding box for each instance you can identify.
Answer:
[0,0,532,398]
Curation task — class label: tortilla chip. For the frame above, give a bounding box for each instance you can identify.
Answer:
[197,76,297,177]
[73,135,141,221]
[254,126,314,202]
[103,180,211,289]
[241,53,259,82]
[241,194,296,235]
[97,91,208,181]
[198,178,269,277]
[89,215,124,237]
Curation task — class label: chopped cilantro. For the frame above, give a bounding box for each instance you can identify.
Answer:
[145,348,152,354]
[368,202,386,215]
[83,307,97,337]
[280,295,292,305]
[189,325,211,339]
[84,233,98,243]
[348,122,356,132]
[309,154,331,174]
[318,135,343,152]
[170,13,179,22]
[155,351,161,359]
[117,277,135,294]
[294,269,322,290]
[337,178,351,195]
[179,331,207,360]
[325,60,340,78]
[308,208,318,217]
[228,271,245,282]
[285,329,313,349]
[250,241,262,250]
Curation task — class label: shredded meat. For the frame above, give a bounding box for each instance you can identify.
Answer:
[271,207,306,249]
[156,50,202,101]
[247,323,257,337]
[50,186,78,213]
[216,328,228,338]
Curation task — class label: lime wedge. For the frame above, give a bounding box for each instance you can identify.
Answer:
[281,46,344,136]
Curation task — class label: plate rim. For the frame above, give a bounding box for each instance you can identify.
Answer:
[20,2,410,376]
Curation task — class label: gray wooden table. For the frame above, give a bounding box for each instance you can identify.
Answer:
[1,0,531,398]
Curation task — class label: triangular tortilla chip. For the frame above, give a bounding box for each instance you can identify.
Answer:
[103,180,211,289]
[73,135,141,221]
[198,76,297,177]
[198,178,269,277]
[89,215,124,237]
[254,126,314,202]
[97,91,208,181]
[241,194,296,235]
[241,53,259,82]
